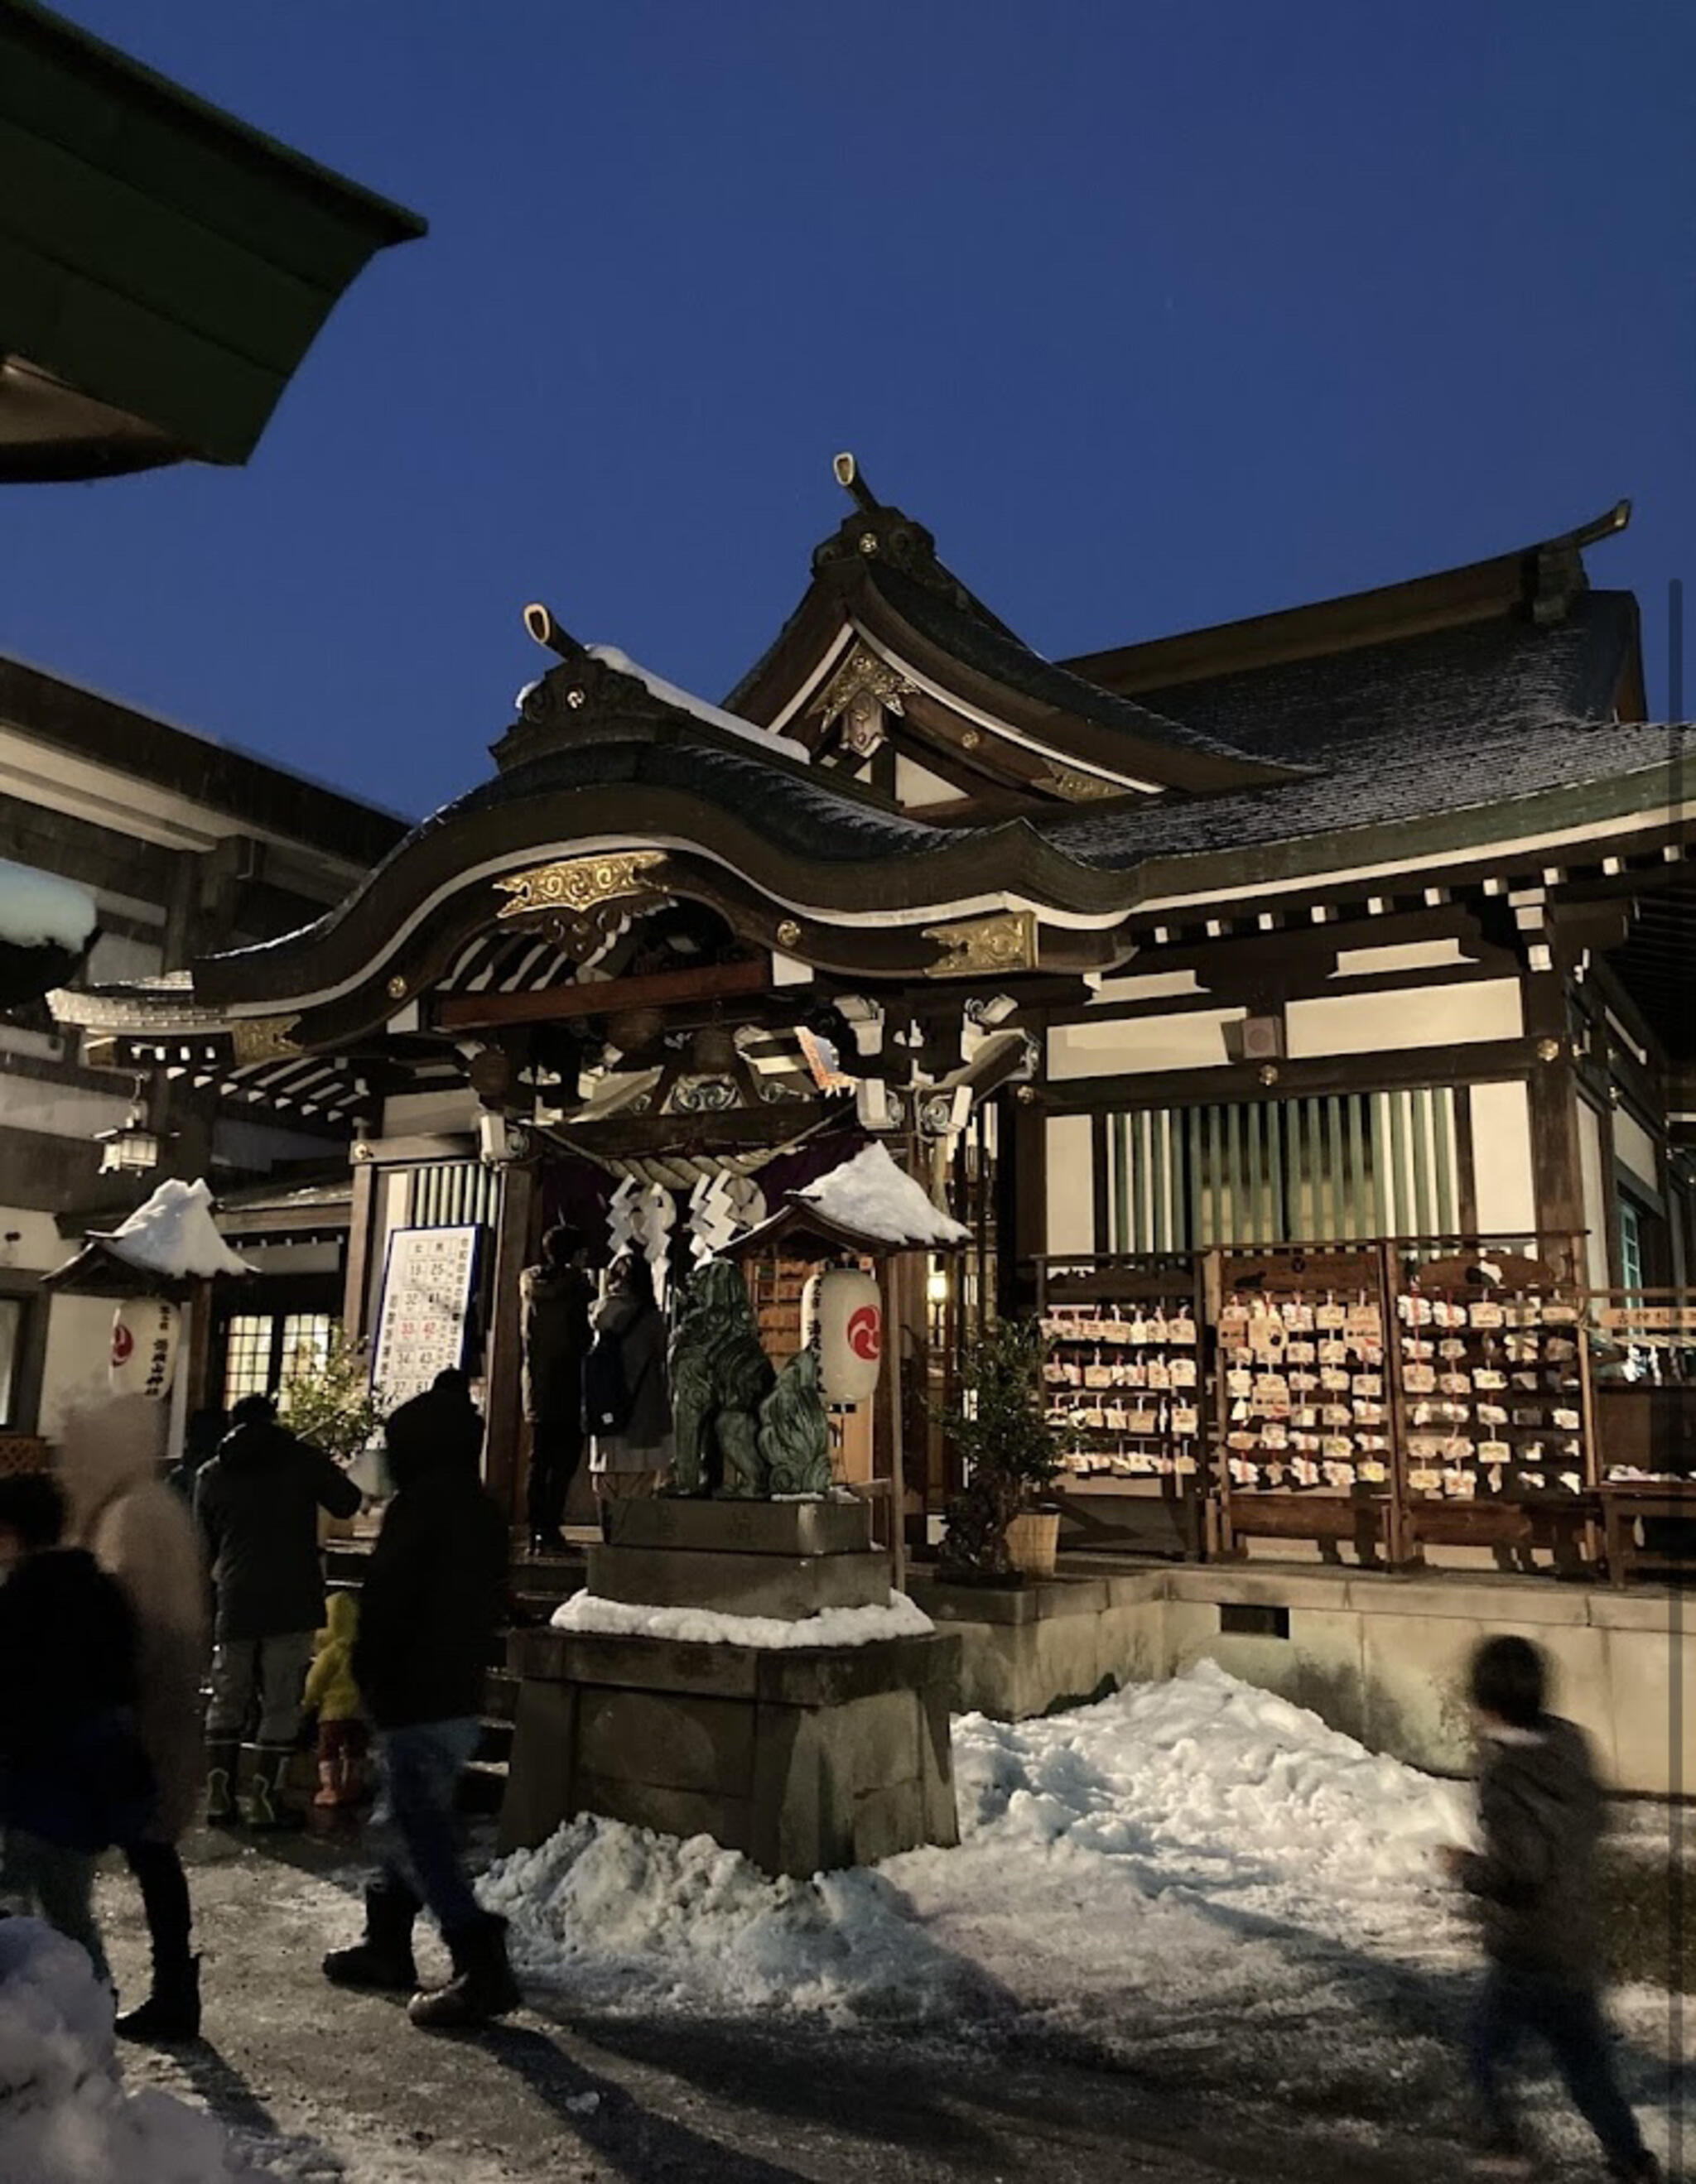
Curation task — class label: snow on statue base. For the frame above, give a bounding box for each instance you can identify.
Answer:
[499,1498,960,1878]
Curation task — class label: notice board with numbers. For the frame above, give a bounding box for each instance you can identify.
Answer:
[371,1224,480,1411]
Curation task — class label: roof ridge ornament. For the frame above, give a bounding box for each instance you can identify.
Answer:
[491,600,678,772]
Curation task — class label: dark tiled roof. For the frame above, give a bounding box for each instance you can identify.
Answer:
[1118,591,1637,767]
[865,561,1280,769]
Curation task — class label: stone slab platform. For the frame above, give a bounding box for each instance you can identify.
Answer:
[501,1624,961,1877]
[586,1542,889,1619]
[605,1497,872,1557]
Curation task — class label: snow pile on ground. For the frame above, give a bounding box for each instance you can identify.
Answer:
[793,1142,971,1247]
[0,1917,253,2182]
[0,857,96,950]
[101,1176,252,1280]
[551,1586,934,1649]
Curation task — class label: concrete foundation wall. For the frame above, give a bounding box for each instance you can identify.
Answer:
[922,1565,1691,1798]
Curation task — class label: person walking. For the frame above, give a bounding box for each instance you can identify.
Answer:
[0,1469,147,1988]
[194,1392,361,1830]
[520,1224,594,1554]
[585,1251,672,1505]
[322,1369,517,2030]
[303,1590,368,1813]
[1442,1634,1660,2182]
[57,1394,211,2042]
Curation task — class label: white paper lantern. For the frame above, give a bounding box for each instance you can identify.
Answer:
[802,1268,882,1403]
[110,1299,179,1401]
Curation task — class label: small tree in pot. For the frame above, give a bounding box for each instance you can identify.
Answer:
[937,1318,1066,1584]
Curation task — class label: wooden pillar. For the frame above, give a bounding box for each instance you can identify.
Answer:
[883,1253,907,1595]
[483,1159,538,1521]
[997,1087,1047,1317]
[1523,974,1586,1249]
[341,1155,380,1340]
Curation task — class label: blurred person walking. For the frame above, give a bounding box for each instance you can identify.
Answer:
[585,1251,672,1505]
[519,1224,594,1554]
[60,1397,210,2040]
[194,1391,360,1829]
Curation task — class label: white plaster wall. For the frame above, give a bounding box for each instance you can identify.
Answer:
[1286,979,1521,1059]
[1577,1097,1612,1292]
[383,1088,480,1136]
[0,1205,69,1272]
[0,1077,132,1139]
[1332,938,1471,978]
[238,1241,342,1277]
[1469,1080,1538,1237]
[894,755,959,806]
[1044,1115,1094,1253]
[1614,1109,1660,1200]
[1087,969,1203,1004]
[1048,1009,1245,1080]
[38,1292,117,1441]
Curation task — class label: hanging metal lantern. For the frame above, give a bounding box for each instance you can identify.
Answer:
[95,1107,161,1175]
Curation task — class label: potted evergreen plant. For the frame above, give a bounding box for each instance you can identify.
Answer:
[937,1318,1067,1583]
[282,1326,388,1532]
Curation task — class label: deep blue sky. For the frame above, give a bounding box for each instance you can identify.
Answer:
[11,1,1694,820]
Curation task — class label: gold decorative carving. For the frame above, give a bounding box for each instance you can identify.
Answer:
[960,728,981,750]
[229,1015,301,1064]
[1034,765,1121,803]
[495,850,667,921]
[812,646,915,733]
[775,919,802,949]
[923,909,1039,979]
[386,975,407,999]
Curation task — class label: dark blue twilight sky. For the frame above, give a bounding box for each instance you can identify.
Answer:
[9,1,1694,820]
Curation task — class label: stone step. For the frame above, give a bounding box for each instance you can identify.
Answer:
[604,1497,872,1558]
[586,1542,889,1620]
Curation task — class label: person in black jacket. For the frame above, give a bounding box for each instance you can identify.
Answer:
[520,1224,594,1555]
[194,1393,362,1828]
[0,1470,145,1984]
[323,1369,517,2030]
[1443,1635,1659,2182]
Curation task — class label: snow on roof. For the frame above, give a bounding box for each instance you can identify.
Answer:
[587,646,809,764]
[99,1177,253,1280]
[793,1142,971,1248]
[0,858,96,951]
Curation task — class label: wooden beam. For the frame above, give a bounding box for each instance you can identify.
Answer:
[436,957,770,1032]
[549,1101,840,1159]
[483,1160,539,1522]
[1040,1037,1539,1115]
[340,1157,378,1340]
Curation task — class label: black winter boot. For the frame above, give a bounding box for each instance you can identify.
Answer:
[407,1912,520,2029]
[204,1740,240,1826]
[323,1881,420,1991]
[243,1743,305,1831]
[116,1956,200,2043]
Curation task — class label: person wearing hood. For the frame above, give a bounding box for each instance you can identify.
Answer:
[585,1250,673,1504]
[324,1369,516,2030]
[56,1395,209,2041]
[194,1391,361,1830]
[1442,1635,1659,2182]
[519,1224,594,1555]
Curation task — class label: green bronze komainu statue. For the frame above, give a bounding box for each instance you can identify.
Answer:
[758,1346,834,1498]
[667,1258,775,1498]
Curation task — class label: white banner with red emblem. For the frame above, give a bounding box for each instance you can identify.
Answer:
[110,1299,180,1401]
[802,1267,883,1404]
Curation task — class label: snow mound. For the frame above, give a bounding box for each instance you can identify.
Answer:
[0,858,96,951]
[480,1818,985,2024]
[551,1586,935,1648]
[793,1143,970,1248]
[100,1176,252,1280]
[0,1918,254,2182]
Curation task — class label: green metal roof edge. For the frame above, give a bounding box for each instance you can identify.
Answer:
[5,0,426,243]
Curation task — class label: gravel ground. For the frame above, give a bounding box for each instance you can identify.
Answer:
[89,1824,1694,2184]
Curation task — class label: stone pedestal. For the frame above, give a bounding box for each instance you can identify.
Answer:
[499,1498,961,1877]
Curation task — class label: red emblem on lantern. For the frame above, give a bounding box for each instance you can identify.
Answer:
[111,1323,135,1369]
[847,1304,881,1362]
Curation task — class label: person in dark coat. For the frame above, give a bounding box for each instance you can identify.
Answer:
[519,1224,594,1555]
[193,1392,361,1829]
[1443,1635,1659,2182]
[0,1470,145,1985]
[324,1369,518,2030]
[586,1250,673,1504]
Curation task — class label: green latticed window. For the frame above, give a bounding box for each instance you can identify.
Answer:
[1106,1089,1462,1250]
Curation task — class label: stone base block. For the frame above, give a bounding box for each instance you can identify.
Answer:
[500,1624,960,1878]
[586,1542,889,1619]
[606,1497,872,1557]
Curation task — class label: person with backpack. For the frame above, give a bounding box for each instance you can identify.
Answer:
[585,1250,673,1503]
[519,1224,595,1554]
[322,1369,517,2029]
[1442,1634,1660,2181]
[0,1470,148,1988]
[194,1392,362,1829]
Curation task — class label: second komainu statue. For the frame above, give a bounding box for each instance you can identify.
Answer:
[667,1258,834,1499]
